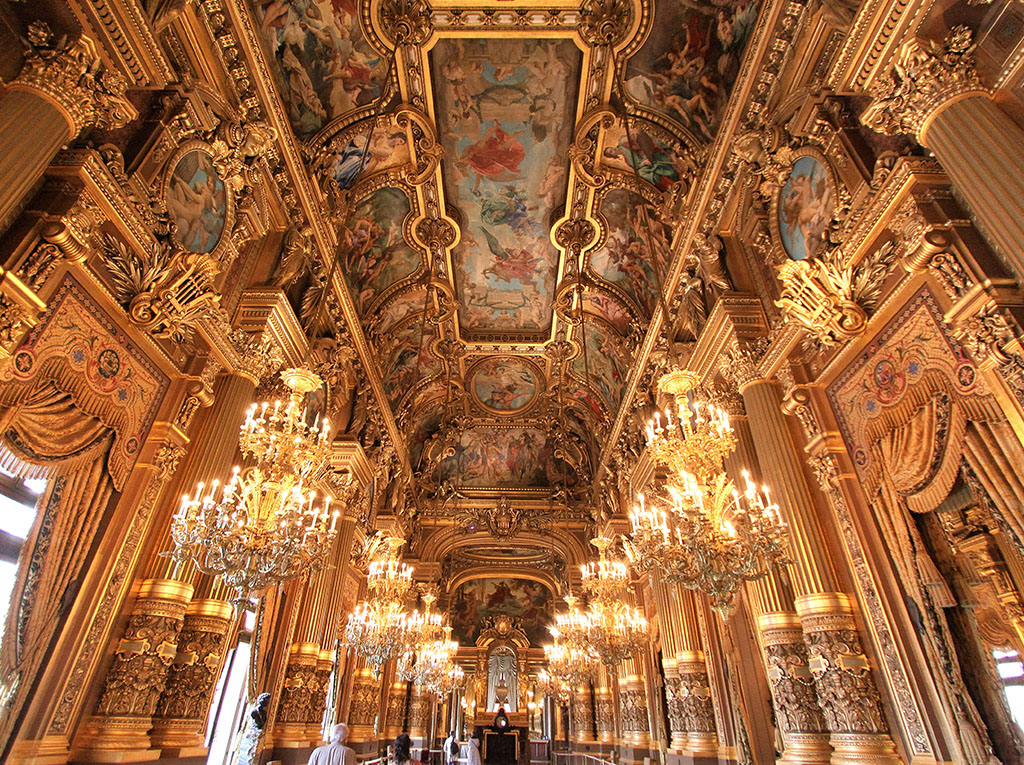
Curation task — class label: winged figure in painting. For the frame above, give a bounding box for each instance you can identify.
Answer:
[480,227,541,287]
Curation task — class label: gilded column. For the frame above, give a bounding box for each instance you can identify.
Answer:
[408,686,432,746]
[0,25,136,233]
[570,683,595,744]
[275,643,322,744]
[84,579,194,749]
[672,588,718,756]
[727,354,899,764]
[150,598,236,748]
[593,667,615,744]
[617,656,650,751]
[348,660,383,746]
[861,26,1024,283]
[721,396,831,764]
[384,678,409,740]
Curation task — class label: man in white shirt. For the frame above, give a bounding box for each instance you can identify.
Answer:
[309,723,357,765]
[443,730,460,765]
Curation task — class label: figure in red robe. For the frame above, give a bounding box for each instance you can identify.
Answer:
[462,124,525,192]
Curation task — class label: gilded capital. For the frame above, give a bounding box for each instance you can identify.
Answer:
[861,26,989,143]
[11,24,137,136]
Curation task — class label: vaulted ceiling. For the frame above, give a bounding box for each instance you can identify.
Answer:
[251,0,756,508]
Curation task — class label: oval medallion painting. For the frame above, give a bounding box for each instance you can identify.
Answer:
[470,358,541,414]
[778,155,834,261]
[167,150,227,254]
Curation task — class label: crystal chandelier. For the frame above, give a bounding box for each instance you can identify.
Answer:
[557,538,648,666]
[625,368,789,617]
[400,635,460,691]
[543,631,598,687]
[166,367,338,603]
[645,367,736,483]
[345,536,416,667]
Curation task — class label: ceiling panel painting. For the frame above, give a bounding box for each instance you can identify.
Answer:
[440,427,574,488]
[253,0,386,140]
[430,38,582,335]
[624,0,760,142]
[571,318,629,413]
[588,189,669,315]
[449,578,553,646]
[341,186,421,318]
[379,318,440,408]
[600,123,689,192]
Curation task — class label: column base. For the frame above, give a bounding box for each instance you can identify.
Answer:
[779,732,833,764]
[829,732,901,764]
[76,716,153,752]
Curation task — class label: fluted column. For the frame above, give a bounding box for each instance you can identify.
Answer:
[348,659,382,745]
[147,371,262,582]
[724,408,831,764]
[408,686,432,746]
[593,667,615,744]
[617,656,650,750]
[384,678,409,740]
[0,30,136,233]
[84,579,194,749]
[861,26,1024,283]
[734,369,899,764]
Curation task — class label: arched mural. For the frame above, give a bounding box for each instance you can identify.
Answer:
[449,577,553,645]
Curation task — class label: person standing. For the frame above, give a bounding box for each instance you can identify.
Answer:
[443,729,460,765]
[466,736,481,765]
[309,723,357,765]
[393,733,414,765]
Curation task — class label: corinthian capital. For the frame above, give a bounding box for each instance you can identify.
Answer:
[11,23,137,135]
[861,26,989,143]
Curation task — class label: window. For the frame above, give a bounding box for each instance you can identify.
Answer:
[206,607,253,765]
[994,649,1024,731]
[0,470,46,628]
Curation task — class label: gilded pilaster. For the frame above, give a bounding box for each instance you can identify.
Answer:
[727,358,899,763]
[83,579,194,750]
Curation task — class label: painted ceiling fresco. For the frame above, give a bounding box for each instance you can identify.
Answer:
[624,0,760,142]
[431,39,581,335]
[249,0,762,496]
[254,0,386,139]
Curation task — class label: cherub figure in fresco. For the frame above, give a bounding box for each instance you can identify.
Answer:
[781,168,833,259]
[462,124,526,192]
